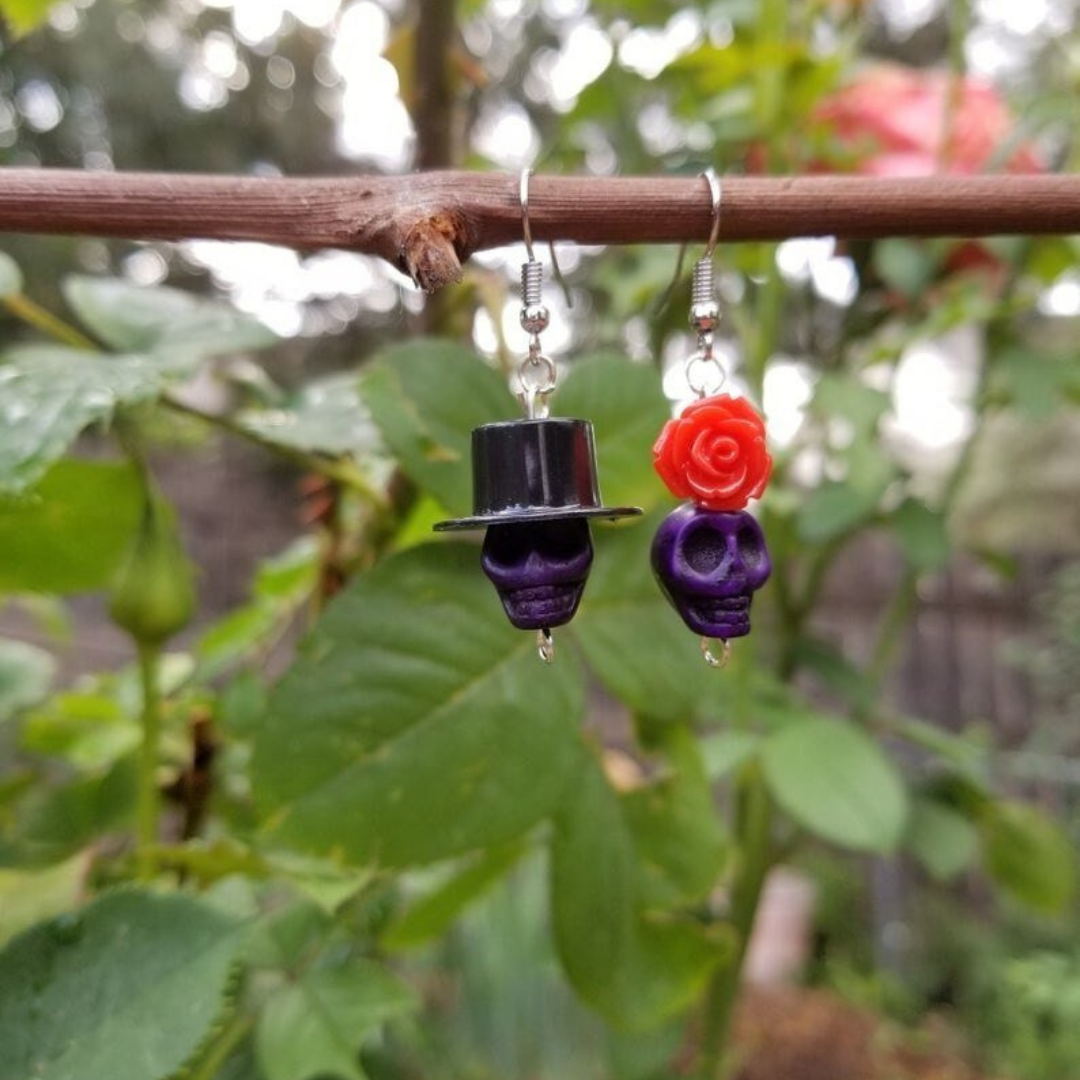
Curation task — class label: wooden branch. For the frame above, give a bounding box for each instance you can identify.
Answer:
[413,0,459,171]
[0,169,1077,292]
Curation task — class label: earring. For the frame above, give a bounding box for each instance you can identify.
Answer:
[650,170,773,668]
[435,169,641,663]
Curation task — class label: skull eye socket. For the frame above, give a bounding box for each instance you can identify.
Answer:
[483,519,591,568]
[683,528,726,575]
[483,523,533,568]
[536,518,591,560]
[737,524,764,571]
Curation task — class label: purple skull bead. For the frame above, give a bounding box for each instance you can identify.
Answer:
[481,518,594,631]
[651,505,771,639]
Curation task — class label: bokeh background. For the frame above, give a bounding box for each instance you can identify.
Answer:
[0,2,1078,1079]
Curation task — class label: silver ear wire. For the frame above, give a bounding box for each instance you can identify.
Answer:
[517,168,555,420]
[685,168,726,399]
[702,167,722,259]
[519,167,536,262]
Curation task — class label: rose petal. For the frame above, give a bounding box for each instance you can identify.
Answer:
[691,430,740,471]
[669,415,699,464]
[701,433,741,466]
[685,459,748,504]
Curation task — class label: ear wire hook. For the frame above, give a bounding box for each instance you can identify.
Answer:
[516,168,555,422]
[520,167,536,262]
[653,169,723,345]
[702,166,722,260]
[685,167,726,400]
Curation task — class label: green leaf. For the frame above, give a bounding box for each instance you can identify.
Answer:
[0,251,23,296]
[0,460,142,592]
[361,340,509,516]
[204,1038,264,1080]
[0,890,245,1080]
[844,436,898,499]
[890,499,951,572]
[256,958,414,1080]
[262,853,372,914]
[17,755,137,858]
[760,719,908,853]
[982,801,1076,914]
[904,797,978,881]
[217,669,268,738]
[796,480,881,544]
[382,843,527,950]
[1027,236,1080,282]
[890,716,990,773]
[700,730,759,780]
[0,638,54,720]
[550,756,635,1004]
[0,852,89,947]
[20,691,139,772]
[0,347,163,493]
[555,354,669,510]
[0,0,57,34]
[621,730,727,906]
[873,239,937,299]
[63,276,277,360]
[792,638,877,712]
[570,514,723,723]
[254,543,584,866]
[196,540,318,679]
[245,896,331,972]
[811,374,890,436]
[237,373,390,463]
[551,753,728,1030]
[994,346,1080,419]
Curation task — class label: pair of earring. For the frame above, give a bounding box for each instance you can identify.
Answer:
[435,170,773,667]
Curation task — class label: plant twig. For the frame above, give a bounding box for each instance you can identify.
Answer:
[414,0,459,171]
[136,641,164,880]
[2,293,97,349]
[698,765,773,1080]
[186,1010,254,1080]
[160,394,390,510]
[0,169,1077,291]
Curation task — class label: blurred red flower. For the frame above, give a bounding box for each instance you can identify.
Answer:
[814,64,1043,177]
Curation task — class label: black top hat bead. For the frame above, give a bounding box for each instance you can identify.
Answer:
[434,418,640,531]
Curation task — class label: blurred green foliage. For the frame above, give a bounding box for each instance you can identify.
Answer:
[0,1,1077,1078]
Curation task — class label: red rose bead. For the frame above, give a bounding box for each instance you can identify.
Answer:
[653,394,772,511]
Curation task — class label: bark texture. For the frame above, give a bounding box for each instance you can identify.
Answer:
[0,169,1077,291]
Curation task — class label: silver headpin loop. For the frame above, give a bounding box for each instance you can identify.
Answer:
[517,168,555,420]
[685,168,726,399]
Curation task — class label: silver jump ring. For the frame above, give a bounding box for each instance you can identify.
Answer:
[685,350,726,398]
[701,637,731,669]
[520,350,556,393]
[518,350,556,419]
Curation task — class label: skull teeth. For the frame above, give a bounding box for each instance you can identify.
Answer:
[498,583,585,631]
[694,596,750,613]
[504,585,576,603]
